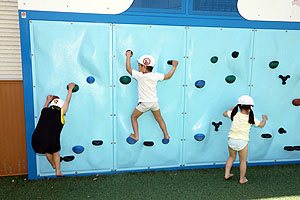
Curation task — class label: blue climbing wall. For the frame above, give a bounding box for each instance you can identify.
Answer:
[29,21,300,177]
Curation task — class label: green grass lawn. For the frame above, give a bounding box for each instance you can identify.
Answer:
[1,164,300,200]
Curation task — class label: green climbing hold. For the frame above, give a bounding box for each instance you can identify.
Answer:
[210,56,218,64]
[67,84,79,93]
[225,75,236,84]
[119,76,131,85]
[269,61,279,69]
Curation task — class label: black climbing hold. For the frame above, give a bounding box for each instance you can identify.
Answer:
[232,51,239,58]
[284,146,294,151]
[210,56,218,63]
[225,75,236,84]
[143,141,154,146]
[167,60,173,65]
[261,134,272,138]
[269,61,279,69]
[194,133,205,141]
[60,155,75,162]
[92,140,103,146]
[126,50,133,57]
[119,76,131,85]
[278,75,290,85]
[278,128,287,134]
[67,84,79,93]
[195,80,205,88]
[294,146,300,151]
[212,121,222,132]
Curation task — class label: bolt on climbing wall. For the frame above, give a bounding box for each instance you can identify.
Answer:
[28,21,300,177]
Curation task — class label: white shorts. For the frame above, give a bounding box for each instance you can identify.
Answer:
[136,102,160,113]
[228,138,248,151]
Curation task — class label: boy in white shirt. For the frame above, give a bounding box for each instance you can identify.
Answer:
[125,50,178,144]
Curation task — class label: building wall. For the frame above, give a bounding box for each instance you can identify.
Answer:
[0,0,27,176]
[0,80,27,176]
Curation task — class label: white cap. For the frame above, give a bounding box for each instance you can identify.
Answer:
[137,55,156,67]
[238,95,254,106]
[49,98,65,108]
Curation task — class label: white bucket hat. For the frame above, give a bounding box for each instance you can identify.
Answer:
[49,98,65,108]
[238,95,254,106]
[137,55,156,67]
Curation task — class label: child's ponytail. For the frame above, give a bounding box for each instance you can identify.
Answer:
[230,105,239,121]
[248,109,255,125]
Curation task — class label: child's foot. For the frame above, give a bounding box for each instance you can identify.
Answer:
[126,134,138,144]
[164,135,170,140]
[239,177,248,184]
[56,170,63,177]
[129,134,139,141]
[224,174,234,180]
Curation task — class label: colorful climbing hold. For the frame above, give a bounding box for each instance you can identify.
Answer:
[119,76,131,85]
[143,141,154,146]
[269,61,279,69]
[232,51,239,58]
[210,56,218,63]
[194,134,205,141]
[225,75,236,84]
[92,140,103,146]
[67,84,79,93]
[72,145,84,154]
[195,80,205,88]
[292,99,300,106]
[86,76,95,84]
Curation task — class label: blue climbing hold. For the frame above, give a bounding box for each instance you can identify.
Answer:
[195,80,205,88]
[86,76,95,84]
[72,145,84,154]
[162,138,169,144]
[126,137,137,144]
[194,134,205,141]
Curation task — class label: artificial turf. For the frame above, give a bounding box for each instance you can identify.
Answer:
[0,164,300,200]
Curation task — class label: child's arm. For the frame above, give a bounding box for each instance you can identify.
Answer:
[164,60,178,80]
[126,50,133,75]
[223,107,234,117]
[258,114,268,128]
[43,95,53,108]
[62,83,75,115]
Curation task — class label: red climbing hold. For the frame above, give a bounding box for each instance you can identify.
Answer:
[292,99,300,106]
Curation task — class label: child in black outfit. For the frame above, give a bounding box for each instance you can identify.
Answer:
[31,83,75,176]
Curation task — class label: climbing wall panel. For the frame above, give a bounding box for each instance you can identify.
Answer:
[30,21,114,176]
[249,29,300,162]
[113,24,186,170]
[183,27,254,166]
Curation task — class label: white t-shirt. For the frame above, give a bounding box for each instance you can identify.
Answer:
[132,69,164,102]
[227,111,261,141]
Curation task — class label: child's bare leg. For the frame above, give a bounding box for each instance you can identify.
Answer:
[225,146,236,179]
[53,151,63,176]
[238,145,248,184]
[152,109,169,140]
[130,109,143,141]
[46,153,56,169]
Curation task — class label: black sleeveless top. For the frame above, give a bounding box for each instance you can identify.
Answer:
[31,107,65,154]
